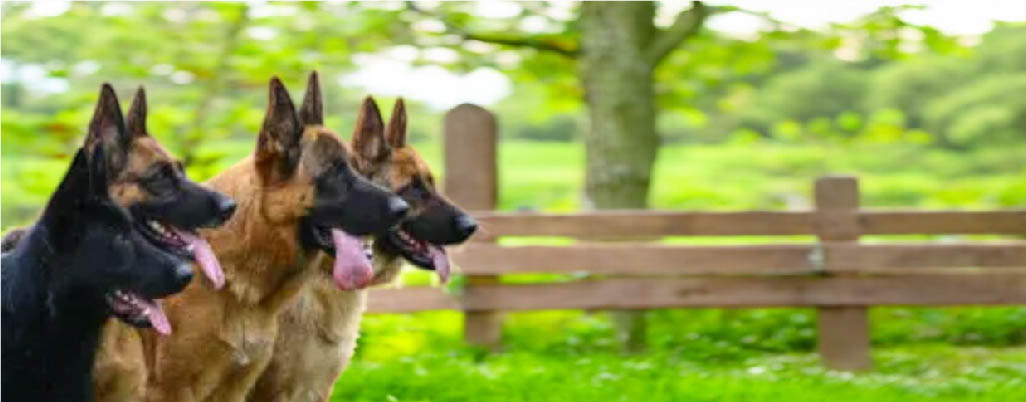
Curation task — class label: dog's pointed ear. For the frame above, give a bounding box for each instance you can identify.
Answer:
[87,145,111,200]
[351,96,388,163]
[125,86,149,137]
[386,98,407,148]
[48,147,92,214]
[255,77,302,182]
[85,83,129,173]
[298,71,323,126]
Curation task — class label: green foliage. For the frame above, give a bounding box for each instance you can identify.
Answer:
[863,56,969,128]
[975,22,1026,72]
[4,3,1025,149]
[923,74,1026,147]
[493,84,580,142]
[0,2,395,168]
[651,18,1026,147]
[751,61,869,128]
[831,5,966,62]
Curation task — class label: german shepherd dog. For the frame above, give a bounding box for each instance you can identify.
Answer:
[92,74,407,402]
[1,84,231,402]
[249,96,477,402]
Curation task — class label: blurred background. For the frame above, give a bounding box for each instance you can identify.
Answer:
[2,2,1025,401]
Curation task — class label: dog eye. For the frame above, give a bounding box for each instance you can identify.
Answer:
[399,180,429,202]
[148,176,173,192]
[322,161,352,191]
[145,165,178,193]
[416,177,435,192]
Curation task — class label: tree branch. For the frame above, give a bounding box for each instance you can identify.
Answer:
[644,1,710,66]
[459,32,578,57]
[404,1,578,58]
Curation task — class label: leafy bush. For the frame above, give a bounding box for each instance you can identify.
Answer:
[923,74,1026,147]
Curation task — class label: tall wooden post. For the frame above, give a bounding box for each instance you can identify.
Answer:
[814,176,872,371]
[444,104,502,350]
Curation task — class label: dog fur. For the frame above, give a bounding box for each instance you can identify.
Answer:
[249,97,478,402]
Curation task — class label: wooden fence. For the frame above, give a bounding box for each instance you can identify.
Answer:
[365,104,1026,371]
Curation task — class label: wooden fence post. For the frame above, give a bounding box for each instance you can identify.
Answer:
[814,175,872,371]
[444,104,502,350]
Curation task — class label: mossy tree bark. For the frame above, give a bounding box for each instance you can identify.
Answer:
[579,2,658,210]
[579,1,658,354]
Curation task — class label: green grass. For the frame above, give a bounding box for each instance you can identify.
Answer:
[330,310,1026,402]
[334,347,1026,402]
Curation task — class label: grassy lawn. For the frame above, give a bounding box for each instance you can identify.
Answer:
[332,310,1026,402]
[334,346,1026,402]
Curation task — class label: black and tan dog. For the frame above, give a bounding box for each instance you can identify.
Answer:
[250,96,477,402]
[91,74,409,402]
[1,84,229,402]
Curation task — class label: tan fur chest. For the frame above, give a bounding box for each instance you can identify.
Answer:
[219,317,278,369]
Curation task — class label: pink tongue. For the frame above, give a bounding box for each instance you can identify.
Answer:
[176,230,224,289]
[140,298,172,335]
[331,229,373,290]
[428,245,450,284]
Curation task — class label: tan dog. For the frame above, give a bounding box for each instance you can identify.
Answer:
[249,97,478,402]
[92,73,408,402]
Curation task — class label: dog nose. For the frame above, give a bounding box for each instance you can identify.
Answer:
[454,214,477,238]
[388,197,409,220]
[214,196,236,224]
[172,263,194,289]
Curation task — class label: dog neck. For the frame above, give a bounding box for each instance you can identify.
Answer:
[369,250,404,286]
[2,223,111,402]
[3,215,111,316]
[202,158,318,311]
[2,226,58,316]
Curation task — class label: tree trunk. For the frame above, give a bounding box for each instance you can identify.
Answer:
[578,2,658,353]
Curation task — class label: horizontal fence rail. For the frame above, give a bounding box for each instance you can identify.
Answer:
[859,210,1026,234]
[467,209,1026,237]
[444,241,1026,275]
[471,211,818,237]
[452,243,819,275]
[827,242,1026,271]
[368,273,1026,313]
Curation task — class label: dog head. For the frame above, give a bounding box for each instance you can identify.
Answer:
[254,73,408,290]
[38,88,200,334]
[350,97,477,282]
[83,85,235,290]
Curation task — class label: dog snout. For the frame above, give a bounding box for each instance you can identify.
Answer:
[454,214,478,239]
[212,195,237,225]
[388,196,409,221]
